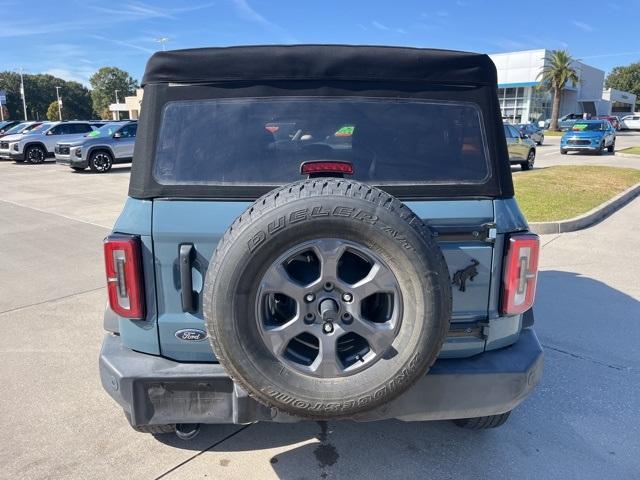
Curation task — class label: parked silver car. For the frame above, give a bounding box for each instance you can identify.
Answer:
[56,121,137,173]
[0,122,46,159]
[9,121,97,163]
[516,123,544,145]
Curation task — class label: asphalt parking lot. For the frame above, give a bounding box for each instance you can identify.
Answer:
[517,130,640,171]
[0,139,639,479]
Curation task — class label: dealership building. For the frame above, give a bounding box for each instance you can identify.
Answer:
[489,49,637,124]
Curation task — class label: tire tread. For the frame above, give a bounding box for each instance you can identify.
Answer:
[453,412,511,430]
[203,178,452,419]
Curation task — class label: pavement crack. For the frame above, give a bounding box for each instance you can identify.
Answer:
[542,343,632,372]
[541,235,561,248]
[0,286,105,316]
[154,424,253,480]
[0,198,112,229]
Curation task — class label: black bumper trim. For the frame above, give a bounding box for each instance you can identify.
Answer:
[100,329,543,426]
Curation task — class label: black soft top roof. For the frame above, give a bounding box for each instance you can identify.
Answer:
[142,44,497,86]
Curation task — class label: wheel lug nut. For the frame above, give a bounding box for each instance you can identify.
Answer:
[304,293,315,303]
[322,322,334,334]
[341,312,353,324]
[342,292,353,303]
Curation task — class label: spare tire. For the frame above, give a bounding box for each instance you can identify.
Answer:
[203,179,451,419]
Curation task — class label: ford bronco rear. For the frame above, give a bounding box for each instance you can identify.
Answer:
[99,45,543,438]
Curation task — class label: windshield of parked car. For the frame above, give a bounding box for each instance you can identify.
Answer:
[24,123,52,135]
[88,122,123,138]
[571,122,607,131]
[154,97,490,186]
[4,123,33,135]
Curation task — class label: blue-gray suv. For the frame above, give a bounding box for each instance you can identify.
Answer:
[99,45,543,439]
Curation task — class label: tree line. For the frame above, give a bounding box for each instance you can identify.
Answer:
[0,58,638,125]
[0,67,138,121]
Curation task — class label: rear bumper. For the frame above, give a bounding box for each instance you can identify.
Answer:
[100,329,543,426]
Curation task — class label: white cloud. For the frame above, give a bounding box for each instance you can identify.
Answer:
[371,20,405,34]
[0,2,215,38]
[43,67,95,86]
[87,1,215,21]
[231,0,297,42]
[91,35,155,55]
[492,38,528,51]
[372,20,390,31]
[571,20,594,32]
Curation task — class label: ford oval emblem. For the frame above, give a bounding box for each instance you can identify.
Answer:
[175,328,208,342]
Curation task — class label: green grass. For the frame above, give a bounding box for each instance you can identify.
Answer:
[514,166,640,222]
[542,130,564,136]
[619,147,640,156]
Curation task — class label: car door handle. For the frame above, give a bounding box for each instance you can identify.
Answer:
[179,244,196,313]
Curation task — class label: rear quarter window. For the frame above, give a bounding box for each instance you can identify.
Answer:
[153,97,491,187]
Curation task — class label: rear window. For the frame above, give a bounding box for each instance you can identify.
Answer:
[154,97,490,186]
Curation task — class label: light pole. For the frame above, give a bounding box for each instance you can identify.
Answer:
[155,37,169,51]
[19,67,28,121]
[114,89,120,121]
[55,86,62,121]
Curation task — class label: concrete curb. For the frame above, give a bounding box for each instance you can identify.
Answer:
[529,182,640,235]
[615,152,640,159]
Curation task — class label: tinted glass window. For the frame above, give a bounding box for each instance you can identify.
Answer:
[24,123,47,134]
[72,123,92,133]
[504,125,516,138]
[3,123,29,135]
[154,97,489,185]
[119,123,137,138]
[48,124,65,135]
[90,123,121,138]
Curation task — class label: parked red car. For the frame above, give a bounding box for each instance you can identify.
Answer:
[596,115,621,131]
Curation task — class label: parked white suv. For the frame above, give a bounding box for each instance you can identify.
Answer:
[9,121,97,163]
[620,114,640,130]
[0,122,46,160]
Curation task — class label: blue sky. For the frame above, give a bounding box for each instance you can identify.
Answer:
[2,0,639,87]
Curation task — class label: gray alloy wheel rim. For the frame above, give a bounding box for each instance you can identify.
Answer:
[28,147,44,163]
[256,238,403,378]
[527,150,535,167]
[92,153,111,172]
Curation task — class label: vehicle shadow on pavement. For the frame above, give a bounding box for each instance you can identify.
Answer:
[151,269,640,478]
[155,419,502,478]
[534,269,640,369]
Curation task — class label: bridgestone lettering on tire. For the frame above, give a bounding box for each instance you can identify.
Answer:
[203,179,452,419]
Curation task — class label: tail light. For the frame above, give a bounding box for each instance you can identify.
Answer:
[104,234,145,319]
[501,233,540,315]
[300,160,354,176]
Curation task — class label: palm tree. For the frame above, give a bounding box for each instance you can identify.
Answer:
[537,50,580,131]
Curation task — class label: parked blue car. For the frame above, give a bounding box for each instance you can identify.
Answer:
[560,120,616,155]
